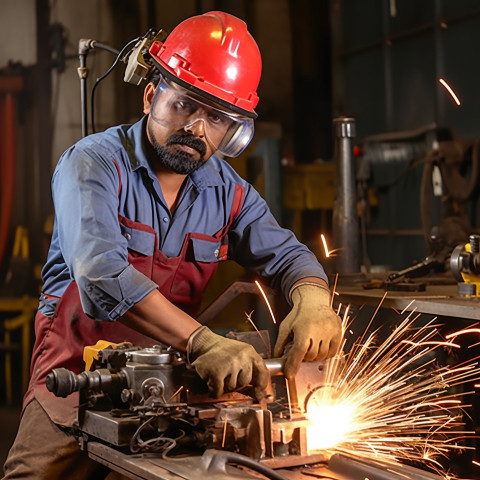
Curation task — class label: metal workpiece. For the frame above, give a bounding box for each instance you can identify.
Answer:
[264,357,286,376]
[332,117,362,278]
[327,453,442,480]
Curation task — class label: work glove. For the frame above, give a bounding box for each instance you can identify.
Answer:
[187,325,269,401]
[274,283,343,379]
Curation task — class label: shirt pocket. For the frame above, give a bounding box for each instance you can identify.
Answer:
[120,223,156,256]
[169,236,227,301]
[190,236,228,262]
[120,223,156,279]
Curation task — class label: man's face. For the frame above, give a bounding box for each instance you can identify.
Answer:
[146,121,209,175]
[144,82,219,174]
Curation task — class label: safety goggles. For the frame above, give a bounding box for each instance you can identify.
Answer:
[149,77,255,157]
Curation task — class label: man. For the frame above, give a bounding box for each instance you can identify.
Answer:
[3,11,342,479]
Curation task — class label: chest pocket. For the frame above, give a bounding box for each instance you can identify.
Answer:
[119,217,157,278]
[191,236,228,262]
[120,223,157,256]
[169,234,228,300]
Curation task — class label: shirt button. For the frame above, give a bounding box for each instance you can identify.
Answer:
[124,233,132,241]
[214,248,220,258]
[163,217,169,223]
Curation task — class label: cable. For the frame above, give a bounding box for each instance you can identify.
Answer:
[91,41,120,56]
[90,37,140,134]
[207,451,289,480]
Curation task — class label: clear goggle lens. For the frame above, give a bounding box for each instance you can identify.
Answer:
[150,77,254,157]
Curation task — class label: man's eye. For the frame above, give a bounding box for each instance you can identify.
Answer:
[208,112,229,125]
[174,100,197,115]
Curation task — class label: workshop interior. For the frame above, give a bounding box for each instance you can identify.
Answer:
[2,0,480,479]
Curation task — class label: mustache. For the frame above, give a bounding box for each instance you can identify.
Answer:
[166,133,207,157]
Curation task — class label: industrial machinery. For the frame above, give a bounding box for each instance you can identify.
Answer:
[450,234,480,297]
[357,124,478,274]
[46,336,444,480]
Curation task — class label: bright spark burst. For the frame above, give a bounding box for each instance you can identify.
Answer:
[439,78,461,106]
[304,311,480,478]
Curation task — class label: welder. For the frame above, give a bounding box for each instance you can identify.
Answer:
[3,11,342,480]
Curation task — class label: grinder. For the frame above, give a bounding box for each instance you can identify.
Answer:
[450,233,480,297]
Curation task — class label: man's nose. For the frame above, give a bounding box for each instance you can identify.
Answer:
[184,119,206,138]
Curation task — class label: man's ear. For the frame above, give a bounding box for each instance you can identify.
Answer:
[143,82,155,115]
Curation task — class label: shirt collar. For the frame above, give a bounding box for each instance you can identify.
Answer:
[125,116,225,191]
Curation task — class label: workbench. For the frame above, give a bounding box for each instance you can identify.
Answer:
[335,278,480,321]
[87,442,443,480]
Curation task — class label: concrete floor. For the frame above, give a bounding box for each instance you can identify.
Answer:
[0,405,21,471]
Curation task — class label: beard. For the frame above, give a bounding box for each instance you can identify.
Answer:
[148,124,208,175]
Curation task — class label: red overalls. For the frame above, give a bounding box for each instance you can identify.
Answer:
[24,183,245,427]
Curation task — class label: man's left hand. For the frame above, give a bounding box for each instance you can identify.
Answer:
[273,283,343,379]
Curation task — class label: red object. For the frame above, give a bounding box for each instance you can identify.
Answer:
[25,182,245,426]
[353,145,363,157]
[0,76,23,272]
[149,11,261,115]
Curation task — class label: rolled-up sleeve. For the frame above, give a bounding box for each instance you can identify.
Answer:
[53,145,157,321]
[229,183,328,300]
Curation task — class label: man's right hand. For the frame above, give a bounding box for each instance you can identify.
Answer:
[186,326,269,401]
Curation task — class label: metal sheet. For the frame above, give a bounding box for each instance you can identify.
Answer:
[87,443,443,480]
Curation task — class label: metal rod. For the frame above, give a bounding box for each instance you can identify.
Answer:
[78,51,88,137]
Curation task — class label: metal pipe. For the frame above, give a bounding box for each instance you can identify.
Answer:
[78,51,88,138]
[264,358,285,376]
[332,117,361,275]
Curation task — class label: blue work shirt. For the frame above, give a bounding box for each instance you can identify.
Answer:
[40,117,327,320]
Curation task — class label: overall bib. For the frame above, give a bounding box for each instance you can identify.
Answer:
[24,183,245,427]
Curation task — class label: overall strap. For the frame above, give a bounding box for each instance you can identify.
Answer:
[214,183,245,240]
[113,160,122,197]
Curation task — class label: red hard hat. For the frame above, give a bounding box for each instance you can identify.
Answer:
[148,11,261,118]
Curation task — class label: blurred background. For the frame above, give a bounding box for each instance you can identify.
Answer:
[2,0,480,474]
